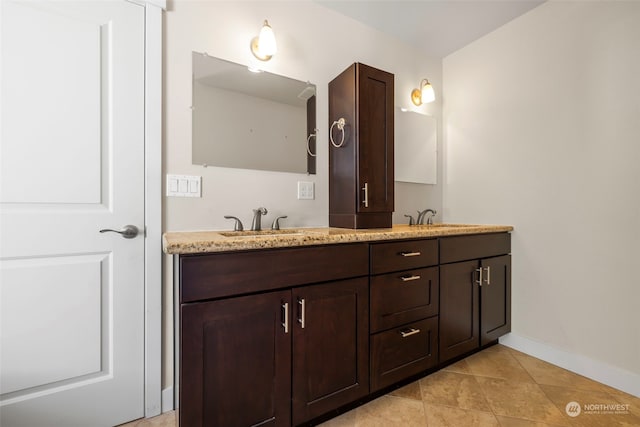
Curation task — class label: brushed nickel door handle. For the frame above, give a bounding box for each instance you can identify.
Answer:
[99,225,139,239]
[400,275,421,282]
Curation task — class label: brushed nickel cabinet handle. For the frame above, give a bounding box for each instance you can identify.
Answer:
[298,298,306,329]
[282,302,289,334]
[476,268,483,287]
[400,328,421,338]
[400,251,421,257]
[362,182,369,208]
[400,275,421,282]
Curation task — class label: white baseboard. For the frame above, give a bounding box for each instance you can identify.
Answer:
[161,386,174,413]
[499,333,640,398]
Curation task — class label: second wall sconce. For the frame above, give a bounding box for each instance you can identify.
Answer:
[411,78,435,106]
[251,20,278,61]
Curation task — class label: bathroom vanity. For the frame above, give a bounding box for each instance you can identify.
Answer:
[164,224,512,426]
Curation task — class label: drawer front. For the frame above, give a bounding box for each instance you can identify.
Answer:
[370,267,439,333]
[180,243,369,303]
[370,239,438,274]
[440,233,511,264]
[370,316,439,392]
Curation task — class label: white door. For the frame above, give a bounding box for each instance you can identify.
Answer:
[0,1,145,426]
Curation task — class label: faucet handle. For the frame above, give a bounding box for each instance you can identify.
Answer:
[224,215,244,231]
[404,214,415,226]
[271,215,288,230]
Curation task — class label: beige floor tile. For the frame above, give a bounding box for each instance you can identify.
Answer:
[441,358,473,375]
[419,370,491,412]
[539,384,640,427]
[465,348,535,382]
[388,380,422,401]
[495,415,567,427]
[510,351,607,393]
[318,409,357,427]
[423,402,500,427]
[118,411,176,427]
[354,395,426,427]
[476,376,569,426]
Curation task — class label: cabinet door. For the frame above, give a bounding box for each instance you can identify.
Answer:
[180,291,291,427]
[481,255,512,345]
[439,260,480,362]
[357,64,394,214]
[292,277,369,425]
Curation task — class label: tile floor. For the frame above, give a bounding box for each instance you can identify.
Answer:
[121,345,640,427]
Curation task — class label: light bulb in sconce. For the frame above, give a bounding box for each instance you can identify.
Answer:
[251,20,277,61]
[411,79,435,106]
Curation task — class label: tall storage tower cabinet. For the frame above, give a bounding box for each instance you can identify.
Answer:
[328,63,394,229]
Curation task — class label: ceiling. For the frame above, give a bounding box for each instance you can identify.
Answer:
[314,0,545,58]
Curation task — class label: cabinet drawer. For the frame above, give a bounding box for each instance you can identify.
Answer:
[371,316,439,392]
[439,233,510,264]
[180,243,369,303]
[370,239,438,274]
[370,267,438,333]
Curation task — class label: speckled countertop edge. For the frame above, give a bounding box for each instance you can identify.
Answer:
[163,224,514,255]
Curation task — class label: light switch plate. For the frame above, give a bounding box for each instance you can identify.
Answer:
[297,181,315,200]
[167,174,201,198]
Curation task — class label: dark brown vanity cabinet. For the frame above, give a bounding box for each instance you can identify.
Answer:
[180,291,292,427]
[438,233,512,363]
[328,63,394,229]
[369,239,440,391]
[292,278,369,425]
[177,244,370,427]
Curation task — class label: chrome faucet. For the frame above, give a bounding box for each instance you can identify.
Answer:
[417,209,437,225]
[251,207,268,231]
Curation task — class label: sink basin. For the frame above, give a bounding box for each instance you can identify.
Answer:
[219,229,308,238]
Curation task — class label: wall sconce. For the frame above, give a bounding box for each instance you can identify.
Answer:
[411,79,435,106]
[251,20,277,61]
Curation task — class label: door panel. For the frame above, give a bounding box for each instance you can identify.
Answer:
[292,278,369,425]
[480,255,512,345]
[0,1,145,426]
[439,260,479,362]
[357,64,393,213]
[180,291,291,427]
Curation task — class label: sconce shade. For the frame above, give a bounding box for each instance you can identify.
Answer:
[251,20,277,61]
[411,79,435,106]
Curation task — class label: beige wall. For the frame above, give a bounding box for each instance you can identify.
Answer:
[443,0,640,392]
[163,0,443,389]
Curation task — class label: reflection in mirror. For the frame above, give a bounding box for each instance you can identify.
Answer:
[395,108,437,184]
[192,52,316,174]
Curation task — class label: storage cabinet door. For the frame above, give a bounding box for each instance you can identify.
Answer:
[481,255,512,345]
[180,291,291,427]
[292,277,369,425]
[439,260,480,362]
[357,64,394,214]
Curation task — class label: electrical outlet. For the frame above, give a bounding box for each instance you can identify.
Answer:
[297,181,315,200]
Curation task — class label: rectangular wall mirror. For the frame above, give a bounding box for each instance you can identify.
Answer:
[395,108,437,184]
[192,52,317,174]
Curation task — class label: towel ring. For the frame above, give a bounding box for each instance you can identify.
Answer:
[330,118,346,148]
[307,131,317,157]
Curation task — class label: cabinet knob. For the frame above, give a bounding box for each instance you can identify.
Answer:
[400,275,421,282]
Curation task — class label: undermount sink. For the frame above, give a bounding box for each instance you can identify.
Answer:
[219,229,308,238]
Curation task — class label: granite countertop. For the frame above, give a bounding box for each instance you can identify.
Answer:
[163,224,513,255]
